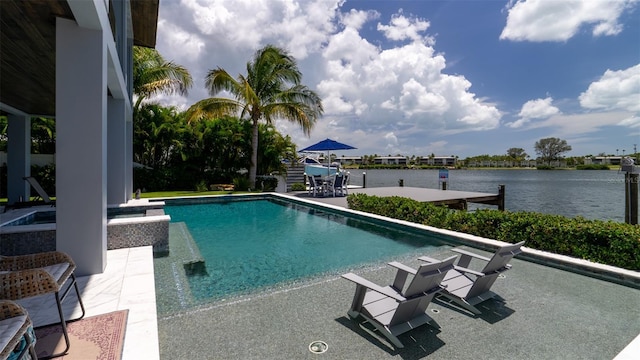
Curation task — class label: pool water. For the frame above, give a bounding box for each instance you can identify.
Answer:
[163,198,443,303]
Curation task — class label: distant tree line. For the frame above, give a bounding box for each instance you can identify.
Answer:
[345,137,618,168]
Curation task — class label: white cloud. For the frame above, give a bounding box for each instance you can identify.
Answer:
[157,19,206,60]
[383,132,400,153]
[155,1,501,155]
[500,0,638,42]
[527,112,633,136]
[342,9,380,30]
[377,13,433,44]
[507,97,560,128]
[618,115,640,128]
[319,14,500,135]
[579,64,640,112]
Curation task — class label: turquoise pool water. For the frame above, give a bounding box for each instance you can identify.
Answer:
[162,197,443,305]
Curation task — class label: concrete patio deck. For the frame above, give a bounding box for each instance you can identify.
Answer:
[14,247,159,359]
[292,186,502,209]
[156,245,639,359]
[151,193,639,359]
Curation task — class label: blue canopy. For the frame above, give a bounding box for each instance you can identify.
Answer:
[299,138,356,152]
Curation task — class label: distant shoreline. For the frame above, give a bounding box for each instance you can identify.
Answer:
[342,166,619,171]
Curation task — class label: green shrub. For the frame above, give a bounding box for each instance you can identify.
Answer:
[195,180,208,192]
[256,175,278,191]
[232,176,251,191]
[576,164,610,170]
[347,194,640,270]
[290,183,306,191]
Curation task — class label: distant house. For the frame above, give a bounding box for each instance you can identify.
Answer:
[520,160,537,167]
[374,156,407,165]
[338,156,363,165]
[419,156,457,166]
[585,156,622,165]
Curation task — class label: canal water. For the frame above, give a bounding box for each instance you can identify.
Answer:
[345,169,633,222]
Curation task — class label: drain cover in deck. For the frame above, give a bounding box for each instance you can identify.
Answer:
[309,340,328,354]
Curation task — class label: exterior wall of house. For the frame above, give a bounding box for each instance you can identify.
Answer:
[56,17,109,275]
[588,156,622,165]
[419,156,457,166]
[337,156,362,165]
[53,2,135,275]
[1,1,140,276]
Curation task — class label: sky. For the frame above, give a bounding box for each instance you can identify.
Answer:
[153,0,640,159]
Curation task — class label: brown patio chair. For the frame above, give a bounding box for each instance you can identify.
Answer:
[0,251,85,358]
[0,300,38,360]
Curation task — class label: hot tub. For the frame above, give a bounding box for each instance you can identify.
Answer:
[0,201,170,256]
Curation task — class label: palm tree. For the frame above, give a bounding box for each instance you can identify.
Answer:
[186,45,323,188]
[133,104,187,169]
[133,46,193,112]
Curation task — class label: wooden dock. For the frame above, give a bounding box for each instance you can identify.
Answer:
[297,186,505,210]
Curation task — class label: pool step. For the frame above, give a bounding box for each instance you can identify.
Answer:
[145,208,165,216]
[154,222,207,314]
[179,223,207,275]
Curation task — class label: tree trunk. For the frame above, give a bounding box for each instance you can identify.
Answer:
[249,118,259,189]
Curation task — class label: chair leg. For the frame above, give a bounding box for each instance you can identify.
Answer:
[37,274,86,359]
[26,328,38,360]
[67,274,86,322]
[36,292,71,359]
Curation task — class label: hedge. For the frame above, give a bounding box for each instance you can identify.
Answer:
[347,193,640,270]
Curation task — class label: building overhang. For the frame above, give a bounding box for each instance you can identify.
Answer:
[0,0,159,117]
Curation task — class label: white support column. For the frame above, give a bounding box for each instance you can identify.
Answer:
[125,34,134,200]
[6,115,30,204]
[107,97,128,205]
[56,18,107,275]
[125,107,134,199]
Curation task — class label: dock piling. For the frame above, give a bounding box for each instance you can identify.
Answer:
[498,184,505,211]
[625,173,638,225]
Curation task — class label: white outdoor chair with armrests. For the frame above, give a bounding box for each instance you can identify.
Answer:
[418,241,524,315]
[341,256,457,348]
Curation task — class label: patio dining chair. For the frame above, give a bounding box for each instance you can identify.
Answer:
[307,175,323,197]
[338,173,349,196]
[328,174,344,197]
[0,251,86,358]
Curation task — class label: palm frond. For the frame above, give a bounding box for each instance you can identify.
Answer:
[133,46,192,110]
[184,98,242,123]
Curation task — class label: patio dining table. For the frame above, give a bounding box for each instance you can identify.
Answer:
[309,176,335,197]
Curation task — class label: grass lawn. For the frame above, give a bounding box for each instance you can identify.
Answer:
[0,191,252,204]
[136,190,250,198]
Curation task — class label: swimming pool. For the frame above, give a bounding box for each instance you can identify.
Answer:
[158,196,446,310]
